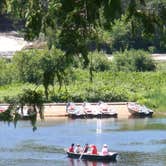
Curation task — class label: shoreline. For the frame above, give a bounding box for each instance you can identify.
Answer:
[2,102,164,120]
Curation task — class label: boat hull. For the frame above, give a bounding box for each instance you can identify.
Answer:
[68,113,118,119]
[67,152,118,162]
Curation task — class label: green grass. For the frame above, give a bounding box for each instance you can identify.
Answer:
[0,83,37,102]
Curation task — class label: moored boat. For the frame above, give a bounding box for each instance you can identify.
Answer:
[0,108,6,113]
[0,105,8,113]
[66,102,86,118]
[127,102,153,118]
[97,101,118,118]
[82,102,97,118]
[66,151,118,162]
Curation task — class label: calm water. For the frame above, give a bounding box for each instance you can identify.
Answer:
[0,117,166,166]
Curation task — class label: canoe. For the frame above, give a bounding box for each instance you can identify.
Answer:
[66,102,86,118]
[127,102,153,118]
[0,106,8,113]
[66,151,118,162]
[82,102,97,118]
[97,102,118,118]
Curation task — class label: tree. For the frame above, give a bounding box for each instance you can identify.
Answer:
[13,48,66,100]
[5,1,146,62]
[39,48,66,99]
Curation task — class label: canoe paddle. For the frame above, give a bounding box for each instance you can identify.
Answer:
[79,147,85,160]
[79,152,84,160]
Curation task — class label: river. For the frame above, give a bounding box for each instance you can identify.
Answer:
[0,117,166,166]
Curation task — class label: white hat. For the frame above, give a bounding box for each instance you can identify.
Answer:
[103,144,108,147]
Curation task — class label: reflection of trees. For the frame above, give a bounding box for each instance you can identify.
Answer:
[120,118,166,131]
[1,89,44,131]
[120,151,166,166]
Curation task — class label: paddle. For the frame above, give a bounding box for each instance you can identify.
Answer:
[79,152,84,160]
[79,147,86,160]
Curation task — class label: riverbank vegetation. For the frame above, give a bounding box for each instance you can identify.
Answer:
[0,49,165,112]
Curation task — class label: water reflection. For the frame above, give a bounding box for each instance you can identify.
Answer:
[67,158,115,166]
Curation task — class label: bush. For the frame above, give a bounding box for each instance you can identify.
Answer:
[72,51,111,72]
[89,51,111,72]
[112,49,156,72]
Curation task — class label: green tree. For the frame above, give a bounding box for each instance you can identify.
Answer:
[39,48,66,99]
[12,48,66,100]
[5,1,149,63]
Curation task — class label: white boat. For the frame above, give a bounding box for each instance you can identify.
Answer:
[66,102,85,118]
[82,102,96,117]
[127,102,153,118]
[97,102,118,118]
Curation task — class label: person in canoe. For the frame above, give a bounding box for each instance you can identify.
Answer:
[91,145,98,155]
[87,144,98,155]
[83,143,89,153]
[68,143,75,153]
[101,144,109,155]
[74,144,83,153]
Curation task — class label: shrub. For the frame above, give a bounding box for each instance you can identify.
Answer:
[89,51,111,72]
[112,49,156,72]
[72,51,111,72]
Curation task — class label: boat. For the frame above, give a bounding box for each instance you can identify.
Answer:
[0,107,6,119]
[97,102,118,118]
[82,102,97,118]
[0,105,8,112]
[66,151,118,162]
[0,108,6,113]
[127,102,153,118]
[66,102,86,118]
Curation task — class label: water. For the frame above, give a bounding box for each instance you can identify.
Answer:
[0,118,166,166]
